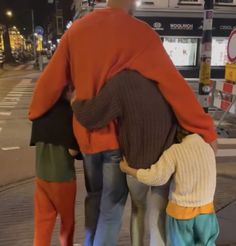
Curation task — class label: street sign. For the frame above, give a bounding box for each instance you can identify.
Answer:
[227,29,236,63]
[35,26,44,36]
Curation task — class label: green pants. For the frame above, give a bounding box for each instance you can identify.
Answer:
[36,143,76,182]
[166,213,219,246]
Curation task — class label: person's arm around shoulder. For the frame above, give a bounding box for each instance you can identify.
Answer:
[128,27,217,145]
[29,32,71,120]
[72,82,121,130]
[120,145,176,186]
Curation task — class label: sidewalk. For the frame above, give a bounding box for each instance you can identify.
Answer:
[0,63,37,79]
[0,162,236,246]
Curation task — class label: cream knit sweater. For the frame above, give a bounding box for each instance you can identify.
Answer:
[137,134,216,207]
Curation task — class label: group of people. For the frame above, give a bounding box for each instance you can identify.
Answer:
[29,0,219,246]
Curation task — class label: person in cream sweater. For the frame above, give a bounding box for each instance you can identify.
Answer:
[120,128,219,246]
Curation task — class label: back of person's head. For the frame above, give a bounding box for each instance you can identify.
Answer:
[107,0,136,12]
[176,126,192,143]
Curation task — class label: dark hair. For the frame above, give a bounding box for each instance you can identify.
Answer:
[176,126,191,143]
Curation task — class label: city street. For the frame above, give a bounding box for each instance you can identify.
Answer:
[0,66,236,245]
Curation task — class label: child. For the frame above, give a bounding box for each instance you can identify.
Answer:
[30,85,82,246]
[71,70,177,246]
[120,128,219,246]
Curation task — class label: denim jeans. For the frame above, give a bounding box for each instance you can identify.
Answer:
[83,150,128,246]
[127,176,169,246]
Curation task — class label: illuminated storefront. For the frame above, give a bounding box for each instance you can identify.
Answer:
[211,37,228,66]
[163,37,198,66]
[136,15,235,79]
[0,25,4,51]
[8,26,26,52]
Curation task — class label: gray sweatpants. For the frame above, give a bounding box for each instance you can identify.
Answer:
[127,176,169,246]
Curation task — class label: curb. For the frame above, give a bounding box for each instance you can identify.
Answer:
[0,177,34,194]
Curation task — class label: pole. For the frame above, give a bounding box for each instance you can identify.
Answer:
[31,9,37,65]
[198,0,214,113]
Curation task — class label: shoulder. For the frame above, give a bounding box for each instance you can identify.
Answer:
[162,143,179,159]
[129,16,158,37]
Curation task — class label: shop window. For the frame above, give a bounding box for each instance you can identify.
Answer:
[178,0,202,5]
[211,38,228,66]
[163,37,198,66]
[215,0,236,5]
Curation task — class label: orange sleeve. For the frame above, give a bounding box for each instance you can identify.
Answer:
[28,32,71,120]
[128,31,217,143]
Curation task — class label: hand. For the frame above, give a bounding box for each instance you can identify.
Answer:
[120,158,138,178]
[68,149,79,157]
[70,90,77,106]
[120,158,130,173]
[64,84,75,102]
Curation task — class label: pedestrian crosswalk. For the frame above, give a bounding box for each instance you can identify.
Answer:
[0,79,34,110]
[217,138,236,161]
[13,64,34,71]
[0,78,35,153]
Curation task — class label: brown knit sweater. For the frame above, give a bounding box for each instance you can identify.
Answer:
[72,70,177,168]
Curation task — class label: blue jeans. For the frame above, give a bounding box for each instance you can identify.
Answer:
[83,150,128,246]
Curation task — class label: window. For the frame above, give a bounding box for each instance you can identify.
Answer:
[163,37,198,66]
[211,38,228,66]
[215,0,236,5]
[178,0,202,4]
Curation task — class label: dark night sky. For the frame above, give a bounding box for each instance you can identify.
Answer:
[0,0,54,35]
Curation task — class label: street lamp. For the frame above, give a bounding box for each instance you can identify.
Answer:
[6,10,13,18]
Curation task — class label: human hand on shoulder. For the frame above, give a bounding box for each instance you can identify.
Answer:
[120,158,138,178]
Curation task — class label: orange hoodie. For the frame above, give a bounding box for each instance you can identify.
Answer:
[29,8,217,154]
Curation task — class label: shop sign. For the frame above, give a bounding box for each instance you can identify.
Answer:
[137,16,236,37]
[170,24,193,30]
[227,29,236,63]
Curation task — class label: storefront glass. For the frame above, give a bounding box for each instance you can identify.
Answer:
[215,0,235,5]
[179,0,201,4]
[163,37,198,66]
[211,37,228,66]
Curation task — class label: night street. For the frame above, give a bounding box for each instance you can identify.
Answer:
[1,0,236,246]
[0,66,235,245]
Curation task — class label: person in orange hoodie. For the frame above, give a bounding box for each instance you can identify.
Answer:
[29,0,217,245]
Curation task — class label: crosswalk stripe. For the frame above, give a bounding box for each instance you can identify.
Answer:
[4,97,20,101]
[0,102,18,105]
[217,149,236,157]
[7,94,23,97]
[0,112,12,116]
[1,146,20,151]
[0,105,15,108]
[14,65,25,71]
[218,138,236,145]
[11,91,32,94]
[26,65,34,70]
[19,78,32,83]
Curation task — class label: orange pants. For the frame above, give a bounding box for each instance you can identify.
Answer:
[34,178,76,246]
